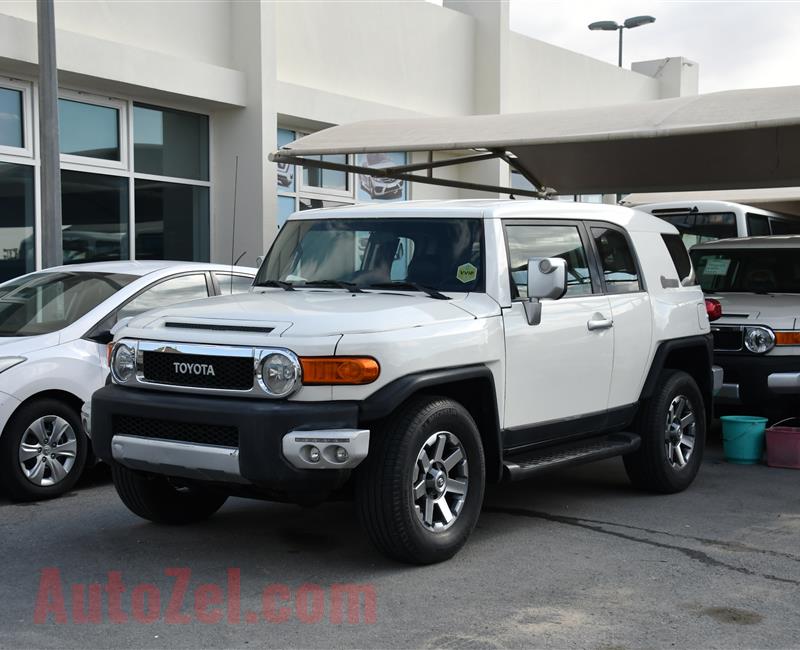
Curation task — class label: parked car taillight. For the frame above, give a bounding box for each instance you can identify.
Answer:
[705,298,722,322]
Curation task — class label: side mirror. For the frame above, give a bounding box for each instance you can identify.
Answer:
[524,257,567,326]
[256,255,265,267]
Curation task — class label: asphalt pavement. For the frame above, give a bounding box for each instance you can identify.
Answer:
[1,438,798,649]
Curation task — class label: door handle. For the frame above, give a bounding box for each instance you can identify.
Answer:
[587,313,613,331]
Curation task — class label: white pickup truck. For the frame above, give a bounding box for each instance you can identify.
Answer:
[91,200,717,564]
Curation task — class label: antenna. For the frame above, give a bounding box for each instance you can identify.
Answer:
[229,155,239,294]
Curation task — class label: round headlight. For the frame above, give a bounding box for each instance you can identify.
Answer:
[259,351,301,398]
[744,326,775,354]
[111,343,136,382]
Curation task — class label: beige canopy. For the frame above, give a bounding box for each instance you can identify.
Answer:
[270,85,800,197]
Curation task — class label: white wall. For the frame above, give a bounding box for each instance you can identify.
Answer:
[504,33,661,113]
[0,0,233,68]
[276,0,475,116]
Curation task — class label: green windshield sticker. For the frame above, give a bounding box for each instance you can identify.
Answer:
[456,263,478,284]
[703,258,731,276]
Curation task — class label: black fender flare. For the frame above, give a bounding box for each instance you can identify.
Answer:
[360,364,503,480]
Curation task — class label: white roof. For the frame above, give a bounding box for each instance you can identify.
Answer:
[274,85,800,195]
[290,198,675,233]
[33,261,256,277]
[692,235,800,250]
[624,188,800,217]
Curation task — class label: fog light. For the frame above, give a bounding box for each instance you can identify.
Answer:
[334,446,349,463]
[308,446,320,463]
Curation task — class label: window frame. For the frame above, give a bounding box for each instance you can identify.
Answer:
[501,219,602,301]
[112,271,214,322]
[210,271,254,295]
[585,220,647,294]
[0,77,33,159]
[84,270,214,340]
[58,89,128,171]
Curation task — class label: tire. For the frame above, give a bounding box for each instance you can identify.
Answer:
[111,462,228,524]
[356,396,485,564]
[0,398,88,501]
[624,370,706,494]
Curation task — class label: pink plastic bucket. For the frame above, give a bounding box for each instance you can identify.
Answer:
[766,421,800,469]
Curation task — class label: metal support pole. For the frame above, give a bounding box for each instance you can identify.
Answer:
[37,0,63,268]
[618,26,623,68]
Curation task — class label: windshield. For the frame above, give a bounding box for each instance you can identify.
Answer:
[690,249,800,294]
[657,212,737,248]
[256,218,484,293]
[0,272,136,337]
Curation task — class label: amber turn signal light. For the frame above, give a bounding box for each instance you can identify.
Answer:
[300,357,380,385]
[107,342,114,366]
[775,331,800,346]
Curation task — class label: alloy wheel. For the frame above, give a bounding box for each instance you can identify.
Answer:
[412,431,469,531]
[664,395,696,470]
[18,416,78,487]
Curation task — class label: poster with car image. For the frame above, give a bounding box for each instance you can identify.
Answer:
[357,152,407,201]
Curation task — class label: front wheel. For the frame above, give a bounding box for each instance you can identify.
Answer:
[0,399,88,501]
[624,370,706,493]
[356,396,485,564]
[111,463,228,524]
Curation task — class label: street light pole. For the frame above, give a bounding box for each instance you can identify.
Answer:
[588,15,655,69]
[37,0,63,269]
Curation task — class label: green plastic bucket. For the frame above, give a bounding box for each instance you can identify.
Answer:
[720,416,768,464]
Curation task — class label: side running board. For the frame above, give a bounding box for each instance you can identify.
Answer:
[502,432,640,481]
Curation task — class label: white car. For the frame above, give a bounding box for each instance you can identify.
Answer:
[0,261,255,501]
[93,200,717,564]
[691,235,800,415]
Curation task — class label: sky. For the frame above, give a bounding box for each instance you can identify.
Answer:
[508,0,800,93]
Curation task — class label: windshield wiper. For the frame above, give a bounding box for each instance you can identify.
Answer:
[256,280,295,291]
[366,281,450,300]
[302,280,365,293]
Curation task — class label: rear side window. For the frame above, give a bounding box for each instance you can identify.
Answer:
[591,227,642,294]
[770,218,800,235]
[661,234,692,282]
[746,213,770,236]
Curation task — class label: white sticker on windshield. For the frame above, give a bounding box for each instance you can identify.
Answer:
[703,258,731,276]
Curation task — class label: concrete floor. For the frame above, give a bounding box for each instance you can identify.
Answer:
[1,439,798,649]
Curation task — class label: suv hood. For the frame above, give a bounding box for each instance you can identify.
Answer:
[123,289,481,339]
[713,293,800,329]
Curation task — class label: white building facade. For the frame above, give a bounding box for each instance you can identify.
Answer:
[0,0,697,280]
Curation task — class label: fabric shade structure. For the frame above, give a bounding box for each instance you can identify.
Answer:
[270,85,800,197]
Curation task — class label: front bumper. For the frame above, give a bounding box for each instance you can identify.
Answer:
[714,354,800,405]
[92,384,364,496]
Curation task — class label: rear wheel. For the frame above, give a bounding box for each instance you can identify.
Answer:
[356,396,485,564]
[0,399,87,501]
[624,370,706,493]
[111,463,228,524]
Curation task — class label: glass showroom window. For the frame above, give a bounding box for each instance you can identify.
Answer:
[276,127,408,229]
[134,180,209,262]
[134,104,209,181]
[58,98,122,163]
[0,162,35,283]
[133,104,210,260]
[0,87,24,150]
[61,170,129,263]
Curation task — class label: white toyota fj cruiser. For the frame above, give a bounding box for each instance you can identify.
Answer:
[92,200,716,564]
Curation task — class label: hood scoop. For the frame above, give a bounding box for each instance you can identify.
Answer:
[164,321,274,334]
